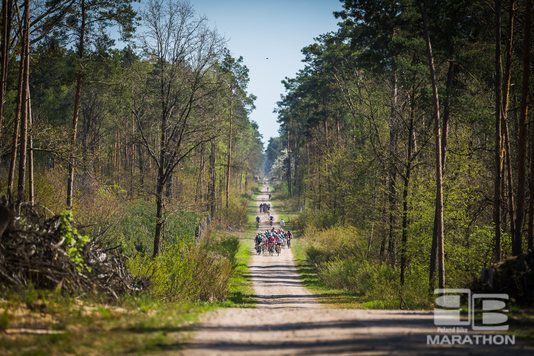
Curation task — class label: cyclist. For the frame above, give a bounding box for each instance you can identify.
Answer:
[269,193,272,200]
[269,215,274,226]
[275,235,283,254]
[255,215,260,227]
[287,230,292,248]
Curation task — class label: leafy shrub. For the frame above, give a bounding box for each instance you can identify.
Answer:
[302,225,431,309]
[304,226,366,265]
[218,195,248,228]
[109,199,200,256]
[205,229,240,267]
[293,209,340,232]
[59,210,91,272]
[318,258,397,299]
[128,239,234,303]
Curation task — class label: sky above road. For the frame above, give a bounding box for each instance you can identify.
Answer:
[188,0,344,148]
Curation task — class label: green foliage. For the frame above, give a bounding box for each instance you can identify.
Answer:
[219,194,248,228]
[271,182,289,199]
[109,199,200,256]
[0,308,10,331]
[293,209,340,232]
[0,285,207,355]
[315,256,413,307]
[128,238,235,303]
[59,211,91,272]
[304,226,365,264]
[301,226,431,309]
[204,229,240,267]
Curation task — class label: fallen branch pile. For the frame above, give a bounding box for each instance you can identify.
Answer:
[471,249,534,305]
[0,200,147,299]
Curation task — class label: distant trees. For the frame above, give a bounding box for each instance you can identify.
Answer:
[219,50,256,211]
[133,0,226,257]
[0,0,263,257]
[63,0,137,208]
[268,0,534,291]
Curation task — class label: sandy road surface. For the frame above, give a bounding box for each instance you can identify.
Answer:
[181,182,532,355]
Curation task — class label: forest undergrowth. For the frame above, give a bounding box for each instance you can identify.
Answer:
[271,183,531,316]
[0,182,258,355]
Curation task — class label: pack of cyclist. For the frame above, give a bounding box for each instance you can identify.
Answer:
[254,228,293,256]
[259,202,271,214]
[255,185,293,255]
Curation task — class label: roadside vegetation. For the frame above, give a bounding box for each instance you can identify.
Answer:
[0,0,263,353]
[265,0,534,314]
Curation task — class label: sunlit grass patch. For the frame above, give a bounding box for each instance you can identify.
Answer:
[0,289,206,356]
[291,237,365,309]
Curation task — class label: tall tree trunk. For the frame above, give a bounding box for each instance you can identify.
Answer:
[387,69,398,266]
[494,0,503,261]
[196,143,205,206]
[28,84,34,206]
[153,56,170,257]
[153,173,164,257]
[514,0,531,256]
[66,0,85,208]
[17,0,30,203]
[226,102,232,210]
[7,14,27,201]
[429,59,455,290]
[529,120,534,249]
[209,139,217,218]
[528,3,534,250]
[287,127,292,196]
[400,108,414,285]
[138,144,144,195]
[165,172,173,199]
[418,0,445,289]
[502,0,515,240]
[0,0,13,168]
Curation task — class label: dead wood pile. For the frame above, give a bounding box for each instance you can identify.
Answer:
[0,200,147,299]
[471,249,534,305]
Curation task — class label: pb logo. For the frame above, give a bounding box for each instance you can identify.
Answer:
[434,289,509,331]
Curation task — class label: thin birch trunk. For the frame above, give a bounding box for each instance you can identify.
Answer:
[418,0,445,289]
[514,0,531,255]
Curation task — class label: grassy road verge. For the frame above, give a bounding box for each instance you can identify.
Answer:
[291,237,365,309]
[0,188,260,354]
[213,186,261,308]
[0,290,210,356]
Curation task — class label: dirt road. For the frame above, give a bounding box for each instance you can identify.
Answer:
[182,182,532,355]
